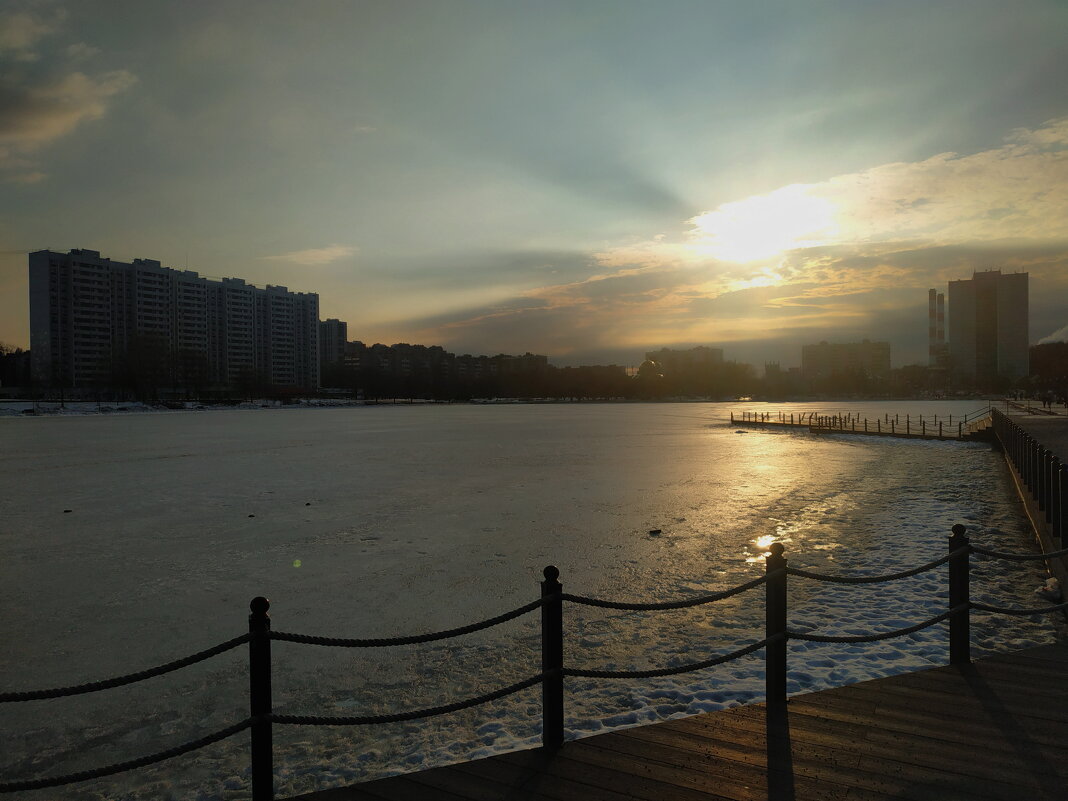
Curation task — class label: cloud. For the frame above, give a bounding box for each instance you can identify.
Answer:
[398,112,1068,363]
[1039,325,1068,344]
[0,10,63,59]
[594,116,1068,285]
[263,244,358,265]
[0,70,137,150]
[65,42,100,62]
[0,10,136,181]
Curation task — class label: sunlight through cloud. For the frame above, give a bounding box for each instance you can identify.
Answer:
[689,185,839,263]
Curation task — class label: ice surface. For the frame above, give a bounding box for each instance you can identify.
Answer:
[0,401,1062,799]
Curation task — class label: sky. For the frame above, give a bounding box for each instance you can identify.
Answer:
[1,0,1067,368]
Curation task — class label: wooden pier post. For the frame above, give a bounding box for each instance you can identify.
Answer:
[249,597,274,801]
[948,526,970,666]
[541,566,564,750]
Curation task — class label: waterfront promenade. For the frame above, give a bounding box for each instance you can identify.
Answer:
[1010,414,1068,464]
[294,643,1068,801]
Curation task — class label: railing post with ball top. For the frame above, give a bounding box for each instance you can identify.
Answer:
[249,597,274,801]
[948,526,970,666]
[541,566,564,749]
[765,543,788,726]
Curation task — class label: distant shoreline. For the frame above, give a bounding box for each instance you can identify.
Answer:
[0,395,1004,418]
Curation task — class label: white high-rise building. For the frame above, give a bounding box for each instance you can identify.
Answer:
[947,270,1028,384]
[29,249,320,391]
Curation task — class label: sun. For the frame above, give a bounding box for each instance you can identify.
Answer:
[689,185,839,263]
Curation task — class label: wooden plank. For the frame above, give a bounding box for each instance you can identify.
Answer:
[492,747,738,801]
[451,754,641,801]
[302,774,473,801]
[787,692,1068,749]
[641,709,1044,801]
[616,720,896,801]
[831,680,1068,723]
[523,738,760,801]
[720,703,1068,778]
[289,646,1068,801]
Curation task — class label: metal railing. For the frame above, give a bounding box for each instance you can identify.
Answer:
[2,523,1065,800]
[992,408,1067,543]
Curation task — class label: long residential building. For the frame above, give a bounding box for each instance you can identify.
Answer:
[29,248,320,390]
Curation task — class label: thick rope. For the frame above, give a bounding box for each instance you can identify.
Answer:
[271,673,546,725]
[0,718,252,793]
[971,544,1068,561]
[270,598,544,648]
[0,635,251,703]
[785,550,963,584]
[786,606,963,643]
[971,600,1068,616]
[561,573,769,610]
[563,635,779,679]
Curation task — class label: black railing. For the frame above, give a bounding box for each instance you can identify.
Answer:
[3,524,1067,800]
[731,406,992,439]
[992,408,1067,543]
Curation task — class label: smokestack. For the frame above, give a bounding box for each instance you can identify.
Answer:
[929,289,937,366]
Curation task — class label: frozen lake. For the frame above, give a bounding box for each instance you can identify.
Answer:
[1,401,1062,799]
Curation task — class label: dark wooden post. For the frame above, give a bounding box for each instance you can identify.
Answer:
[765,543,788,723]
[249,597,273,801]
[541,566,564,749]
[948,526,970,666]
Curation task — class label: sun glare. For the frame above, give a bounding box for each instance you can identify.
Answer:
[689,185,839,263]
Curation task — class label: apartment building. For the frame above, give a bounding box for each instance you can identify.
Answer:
[29,249,320,391]
[947,270,1029,383]
[801,340,891,380]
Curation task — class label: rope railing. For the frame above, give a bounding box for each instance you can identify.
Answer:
[564,636,778,680]
[560,573,769,609]
[0,718,253,793]
[0,633,252,703]
[787,607,963,644]
[785,550,962,584]
[4,523,1065,800]
[270,673,548,726]
[269,597,546,648]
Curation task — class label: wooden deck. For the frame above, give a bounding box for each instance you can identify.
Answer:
[292,643,1068,801]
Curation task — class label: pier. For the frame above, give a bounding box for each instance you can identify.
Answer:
[299,643,1068,801]
[730,407,993,440]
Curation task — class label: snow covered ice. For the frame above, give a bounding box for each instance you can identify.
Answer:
[1,401,1063,799]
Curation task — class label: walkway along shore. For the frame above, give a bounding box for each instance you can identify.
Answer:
[991,409,1068,592]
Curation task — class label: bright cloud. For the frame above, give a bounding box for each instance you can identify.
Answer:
[689,185,839,263]
[264,244,358,265]
[0,71,137,149]
[0,9,136,182]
